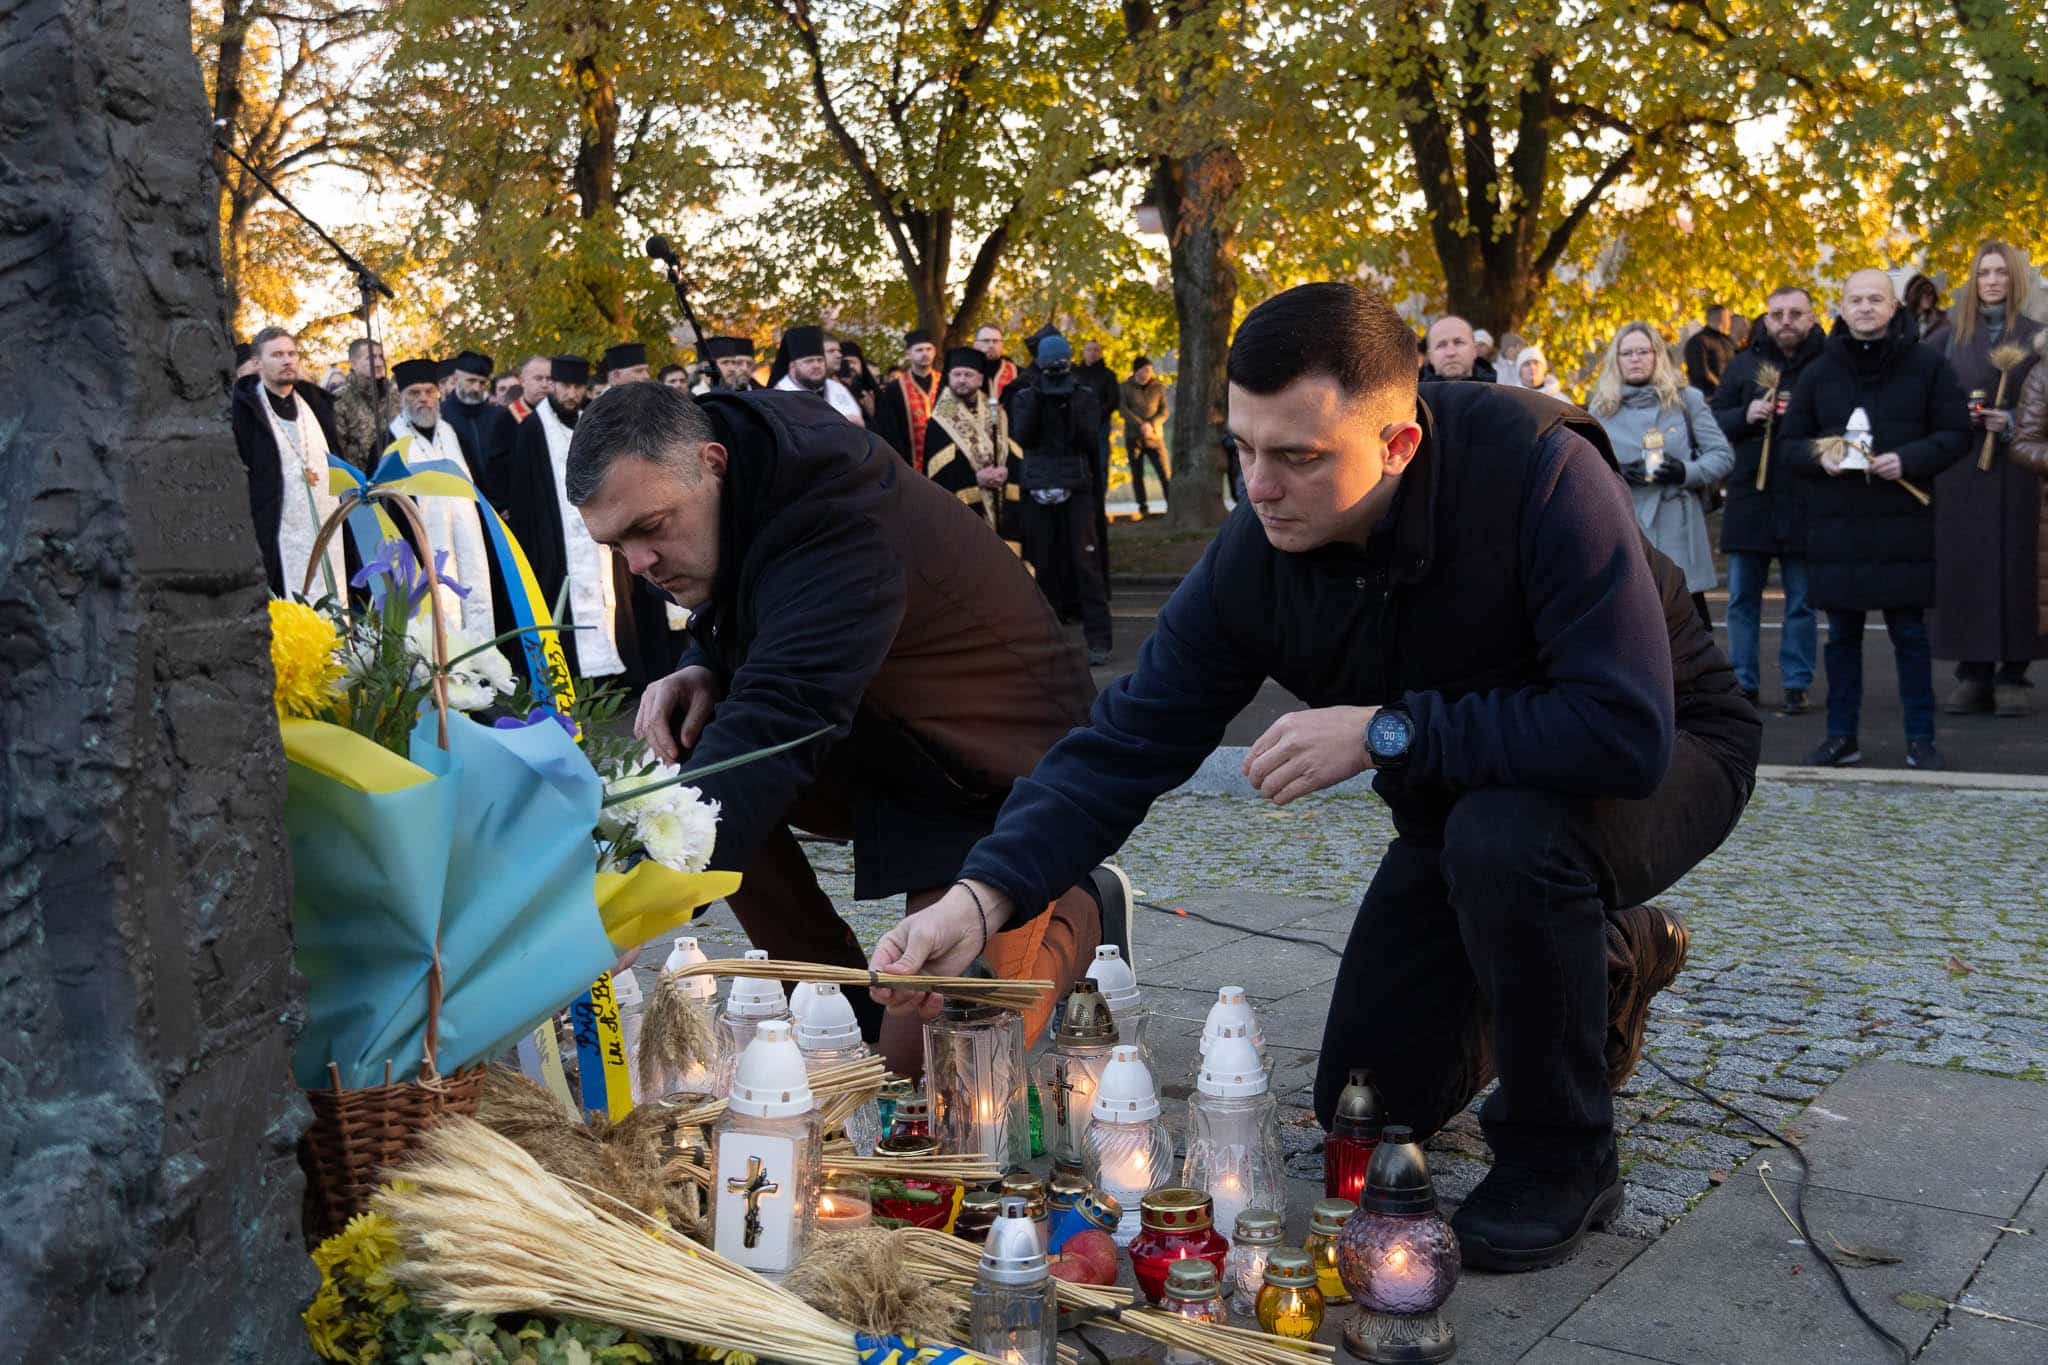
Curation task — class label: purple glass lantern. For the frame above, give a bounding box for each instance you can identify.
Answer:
[1335,1125,1459,1363]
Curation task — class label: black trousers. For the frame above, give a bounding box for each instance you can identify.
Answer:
[1126,437,1170,512]
[1023,494,1112,652]
[1312,729,1752,1171]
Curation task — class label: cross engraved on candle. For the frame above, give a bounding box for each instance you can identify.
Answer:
[727,1155,780,1249]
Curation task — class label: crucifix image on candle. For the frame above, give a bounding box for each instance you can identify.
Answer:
[728,1155,780,1249]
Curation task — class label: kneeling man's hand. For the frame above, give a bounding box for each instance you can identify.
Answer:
[1244,705,1376,806]
[636,665,724,763]
[868,880,1006,1020]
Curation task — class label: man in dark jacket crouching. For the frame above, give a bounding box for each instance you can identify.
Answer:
[871,282,1761,1272]
[564,383,1110,1073]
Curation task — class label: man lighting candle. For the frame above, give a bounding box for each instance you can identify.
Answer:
[872,282,1762,1273]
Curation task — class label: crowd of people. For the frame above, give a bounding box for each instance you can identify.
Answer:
[232,240,2047,771]
[1404,242,2048,771]
[231,320,1165,677]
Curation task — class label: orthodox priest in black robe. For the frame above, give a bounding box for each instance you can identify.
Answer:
[925,347,1023,542]
[500,354,675,691]
[706,336,760,393]
[873,328,943,471]
[440,349,518,503]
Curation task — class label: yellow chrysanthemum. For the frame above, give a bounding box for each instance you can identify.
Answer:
[269,598,345,720]
[302,1281,347,1358]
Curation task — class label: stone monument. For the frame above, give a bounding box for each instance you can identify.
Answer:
[0,0,309,1359]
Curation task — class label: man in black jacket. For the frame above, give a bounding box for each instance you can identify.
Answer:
[1419,315,1498,382]
[441,349,518,502]
[1682,305,1736,394]
[1012,336,1113,665]
[1779,269,1971,770]
[564,383,1109,1073]
[871,282,1761,1273]
[1711,286,1827,713]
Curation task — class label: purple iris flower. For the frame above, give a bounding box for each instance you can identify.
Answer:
[492,707,579,740]
[351,541,470,613]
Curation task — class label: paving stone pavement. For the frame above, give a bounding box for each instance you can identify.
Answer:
[651,774,2048,1245]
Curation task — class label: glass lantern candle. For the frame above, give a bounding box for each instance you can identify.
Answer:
[1158,1259,1229,1365]
[971,1196,1060,1365]
[889,1090,932,1140]
[1182,1022,1286,1235]
[1128,1188,1231,1305]
[1304,1197,1357,1305]
[925,1001,1030,1170]
[1035,979,1120,1168]
[1223,1208,1283,1317]
[1196,986,1270,1084]
[1324,1068,1385,1203]
[870,1133,955,1230]
[654,936,732,1098]
[1000,1172,1052,1249]
[816,1170,873,1234]
[954,1189,1005,1245]
[1335,1126,1460,1364]
[877,1075,913,1134]
[711,1019,821,1280]
[1255,1248,1326,1340]
[1083,1045,1175,1246]
[795,983,883,1154]
[720,949,792,1091]
[1085,946,1149,1057]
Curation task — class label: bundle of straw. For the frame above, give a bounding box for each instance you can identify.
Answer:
[670,958,1052,1014]
[1815,437,1931,505]
[894,1228,1334,1365]
[636,969,723,1099]
[1978,342,2031,471]
[1753,363,1783,492]
[379,1117,998,1365]
[660,1056,888,1131]
[823,1152,1003,1183]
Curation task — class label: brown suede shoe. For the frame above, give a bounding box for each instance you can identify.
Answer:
[1994,683,2034,718]
[1605,905,1690,1088]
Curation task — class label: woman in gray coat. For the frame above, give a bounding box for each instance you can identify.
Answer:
[1587,322,1736,629]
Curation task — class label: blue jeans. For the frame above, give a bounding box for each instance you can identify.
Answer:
[1725,552,1815,693]
[1824,608,1934,742]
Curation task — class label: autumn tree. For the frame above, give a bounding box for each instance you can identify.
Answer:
[194,0,392,339]
[375,0,744,360]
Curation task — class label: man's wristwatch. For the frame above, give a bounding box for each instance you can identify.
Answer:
[1365,703,1414,774]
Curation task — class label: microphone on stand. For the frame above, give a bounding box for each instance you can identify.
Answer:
[646,234,679,265]
[644,232,705,363]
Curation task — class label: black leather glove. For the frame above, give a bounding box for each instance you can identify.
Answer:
[1623,462,1648,485]
[1652,458,1687,485]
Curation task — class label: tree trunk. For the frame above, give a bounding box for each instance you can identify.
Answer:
[1,0,306,1358]
[1155,146,1239,530]
[210,0,249,327]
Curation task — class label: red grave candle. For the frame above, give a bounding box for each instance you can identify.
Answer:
[1127,1187,1230,1305]
[1324,1067,1385,1203]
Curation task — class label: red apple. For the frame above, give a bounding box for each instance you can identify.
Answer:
[1051,1228,1120,1286]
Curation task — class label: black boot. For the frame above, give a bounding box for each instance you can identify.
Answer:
[1452,1143,1622,1272]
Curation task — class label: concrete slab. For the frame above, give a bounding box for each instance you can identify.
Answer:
[1437,1233,1648,1364]
[1518,1340,1687,1365]
[1145,932,1345,997]
[1914,1178,2048,1364]
[1549,1171,2003,1364]
[1770,1061,2048,1219]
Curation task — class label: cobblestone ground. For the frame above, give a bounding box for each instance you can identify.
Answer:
[672,777,2048,1239]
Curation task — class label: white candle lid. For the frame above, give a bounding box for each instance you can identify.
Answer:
[795,983,863,1051]
[663,936,717,1001]
[726,949,790,1019]
[727,1019,816,1118]
[1091,1044,1162,1122]
[789,981,823,1022]
[1086,945,1142,1011]
[1197,1022,1269,1098]
[1199,986,1265,1056]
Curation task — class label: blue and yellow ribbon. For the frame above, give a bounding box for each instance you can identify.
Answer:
[854,1336,975,1365]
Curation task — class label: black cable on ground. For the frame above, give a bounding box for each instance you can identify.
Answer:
[1643,1053,1910,1363]
[1134,897,1345,959]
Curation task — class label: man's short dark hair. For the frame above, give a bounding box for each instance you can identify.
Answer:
[1227,282,1419,405]
[251,325,294,353]
[1766,285,1814,308]
[565,380,717,505]
[348,336,379,360]
[658,364,687,382]
[1706,304,1731,325]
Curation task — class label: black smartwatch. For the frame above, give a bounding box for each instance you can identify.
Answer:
[1365,703,1414,774]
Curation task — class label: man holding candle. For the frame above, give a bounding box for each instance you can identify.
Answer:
[559,382,1124,1075]
[873,281,1762,1273]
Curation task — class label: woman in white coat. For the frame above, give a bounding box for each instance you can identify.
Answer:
[1586,323,1734,629]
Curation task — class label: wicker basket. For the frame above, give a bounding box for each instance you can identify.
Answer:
[289,483,484,1246]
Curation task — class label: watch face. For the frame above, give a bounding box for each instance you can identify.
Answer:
[1368,709,1412,758]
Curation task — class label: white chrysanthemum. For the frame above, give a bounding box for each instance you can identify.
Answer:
[634,786,720,873]
[406,618,514,712]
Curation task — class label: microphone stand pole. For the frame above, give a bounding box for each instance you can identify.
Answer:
[213,129,395,342]
[650,248,708,366]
